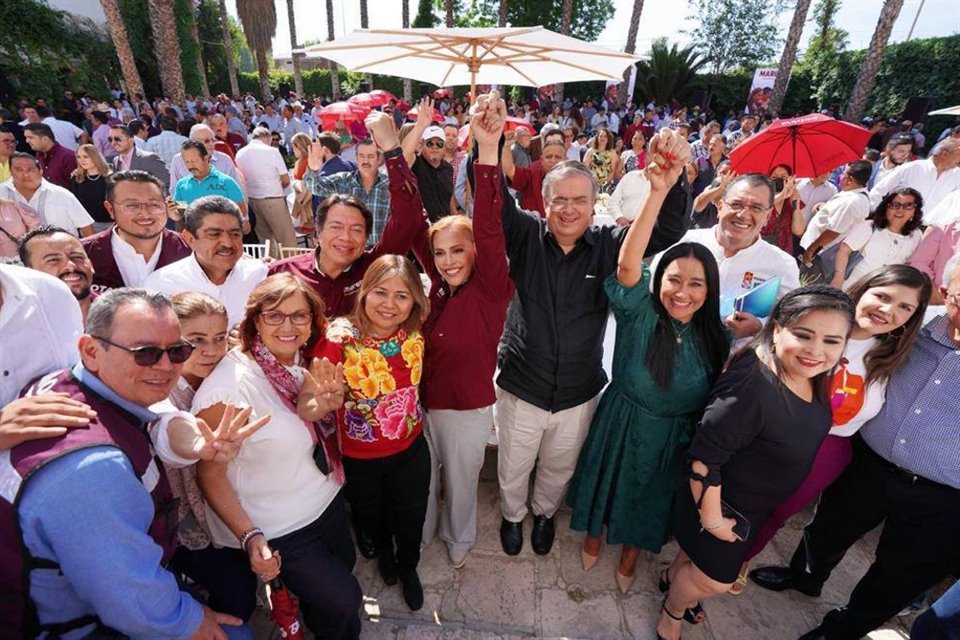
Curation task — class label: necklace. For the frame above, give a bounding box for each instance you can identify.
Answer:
[670,319,693,345]
[87,173,101,181]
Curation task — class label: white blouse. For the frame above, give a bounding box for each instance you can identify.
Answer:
[842,224,922,287]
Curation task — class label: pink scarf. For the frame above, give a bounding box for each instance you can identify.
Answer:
[250,335,344,485]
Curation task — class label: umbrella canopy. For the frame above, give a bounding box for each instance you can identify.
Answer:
[317,101,370,131]
[347,93,380,109]
[929,105,960,116]
[406,104,446,124]
[728,114,872,178]
[296,26,640,97]
[369,89,397,105]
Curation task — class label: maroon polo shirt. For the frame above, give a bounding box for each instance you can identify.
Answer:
[269,153,427,317]
[418,163,514,411]
[508,161,546,218]
[37,143,77,190]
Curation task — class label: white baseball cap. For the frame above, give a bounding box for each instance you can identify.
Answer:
[422,125,445,141]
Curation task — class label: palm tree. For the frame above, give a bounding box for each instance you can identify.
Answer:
[843,0,905,122]
[286,0,304,97]
[768,0,812,115]
[326,0,341,99]
[554,0,574,104]
[218,0,240,97]
[186,3,211,97]
[237,0,278,102]
[498,0,507,27]
[633,38,707,105]
[147,0,186,104]
[445,0,454,27]
[100,0,143,99]
[402,0,412,102]
[620,0,645,107]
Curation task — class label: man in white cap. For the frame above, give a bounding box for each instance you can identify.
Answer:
[402,100,457,221]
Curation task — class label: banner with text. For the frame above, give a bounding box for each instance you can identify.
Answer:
[746,68,778,115]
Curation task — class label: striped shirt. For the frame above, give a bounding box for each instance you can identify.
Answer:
[860,314,960,489]
[304,169,390,248]
[144,131,189,167]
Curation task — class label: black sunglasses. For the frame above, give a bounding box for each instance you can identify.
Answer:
[108,136,126,143]
[93,336,195,366]
[424,140,444,149]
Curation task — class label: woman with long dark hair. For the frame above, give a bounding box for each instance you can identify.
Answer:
[656,285,855,640]
[567,129,729,594]
[830,187,925,289]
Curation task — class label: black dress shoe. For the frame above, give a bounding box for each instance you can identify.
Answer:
[357,532,377,559]
[531,514,556,556]
[749,566,822,597]
[399,570,424,611]
[500,518,523,556]
[378,554,398,586]
[797,624,830,640]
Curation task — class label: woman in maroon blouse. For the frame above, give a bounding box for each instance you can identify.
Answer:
[416,93,514,569]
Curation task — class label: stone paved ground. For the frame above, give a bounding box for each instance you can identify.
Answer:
[252,449,926,640]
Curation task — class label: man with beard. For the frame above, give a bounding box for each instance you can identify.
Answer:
[81,171,191,292]
[172,140,249,234]
[401,100,457,222]
[868,134,915,189]
[144,195,266,327]
[305,137,390,247]
[19,226,95,322]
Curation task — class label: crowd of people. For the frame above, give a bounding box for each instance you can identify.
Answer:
[0,80,958,640]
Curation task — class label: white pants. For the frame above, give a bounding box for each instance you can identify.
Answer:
[496,389,599,523]
[421,406,493,553]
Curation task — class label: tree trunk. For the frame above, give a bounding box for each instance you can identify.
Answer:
[445,0,454,27]
[286,0,304,97]
[843,0,905,123]
[360,0,371,90]
[148,0,186,104]
[256,49,271,102]
[498,0,507,27]
[218,0,240,97]
[100,0,144,99]
[187,3,211,97]
[554,0,574,104]
[620,0,644,107]
[768,0,812,115]
[402,0,412,102]
[326,0,341,99]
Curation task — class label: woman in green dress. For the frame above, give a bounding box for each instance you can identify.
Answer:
[567,129,730,596]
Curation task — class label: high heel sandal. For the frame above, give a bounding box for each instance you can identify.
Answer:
[657,596,684,640]
[658,568,706,625]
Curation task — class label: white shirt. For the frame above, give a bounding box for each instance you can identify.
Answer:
[566,143,581,162]
[869,158,960,215]
[796,178,838,224]
[829,337,887,438]
[841,222,923,287]
[110,227,164,287]
[605,170,650,222]
[143,254,267,327]
[800,188,870,250]
[234,140,288,199]
[191,349,340,546]
[925,190,960,227]
[651,227,800,320]
[0,180,94,237]
[42,117,85,151]
[0,265,82,407]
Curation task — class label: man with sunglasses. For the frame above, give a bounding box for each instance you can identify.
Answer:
[402,102,457,221]
[108,124,170,189]
[650,173,800,339]
[0,288,264,638]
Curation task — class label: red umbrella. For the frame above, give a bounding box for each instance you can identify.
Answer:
[504,116,535,134]
[728,114,872,178]
[318,101,370,131]
[369,89,397,105]
[347,93,378,109]
[406,104,445,124]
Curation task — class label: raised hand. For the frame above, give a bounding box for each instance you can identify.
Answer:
[364,111,400,153]
[307,139,326,171]
[169,404,271,463]
[297,357,345,422]
[644,128,691,193]
[470,89,506,155]
[414,96,436,129]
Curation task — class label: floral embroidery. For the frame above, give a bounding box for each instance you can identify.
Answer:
[344,347,396,399]
[401,333,424,386]
[374,386,422,440]
[344,409,376,442]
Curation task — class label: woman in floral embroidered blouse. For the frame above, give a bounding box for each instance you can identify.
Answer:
[311,254,432,612]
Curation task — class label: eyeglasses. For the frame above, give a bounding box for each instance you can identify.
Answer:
[723,200,771,215]
[944,291,960,306]
[92,336,194,366]
[116,201,167,215]
[259,310,313,326]
[107,136,126,143]
[547,196,592,210]
[424,140,444,149]
[887,201,917,210]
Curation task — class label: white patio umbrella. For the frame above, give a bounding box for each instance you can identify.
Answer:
[295,26,640,99]
[929,105,960,116]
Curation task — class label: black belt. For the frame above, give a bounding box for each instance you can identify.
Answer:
[863,442,950,489]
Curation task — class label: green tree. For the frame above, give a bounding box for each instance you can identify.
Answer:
[799,0,849,109]
[685,0,786,74]
[633,38,707,104]
[237,0,277,101]
[413,0,439,28]
[475,0,614,41]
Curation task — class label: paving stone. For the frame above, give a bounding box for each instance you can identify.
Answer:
[455,553,537,633]
[539,586,626,639]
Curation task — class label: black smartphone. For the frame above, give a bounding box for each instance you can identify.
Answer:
[772,177,785,193]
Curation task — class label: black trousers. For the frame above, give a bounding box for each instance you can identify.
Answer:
[789,437,960,639]
[343,435,431,574]
[170,545,258,620]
